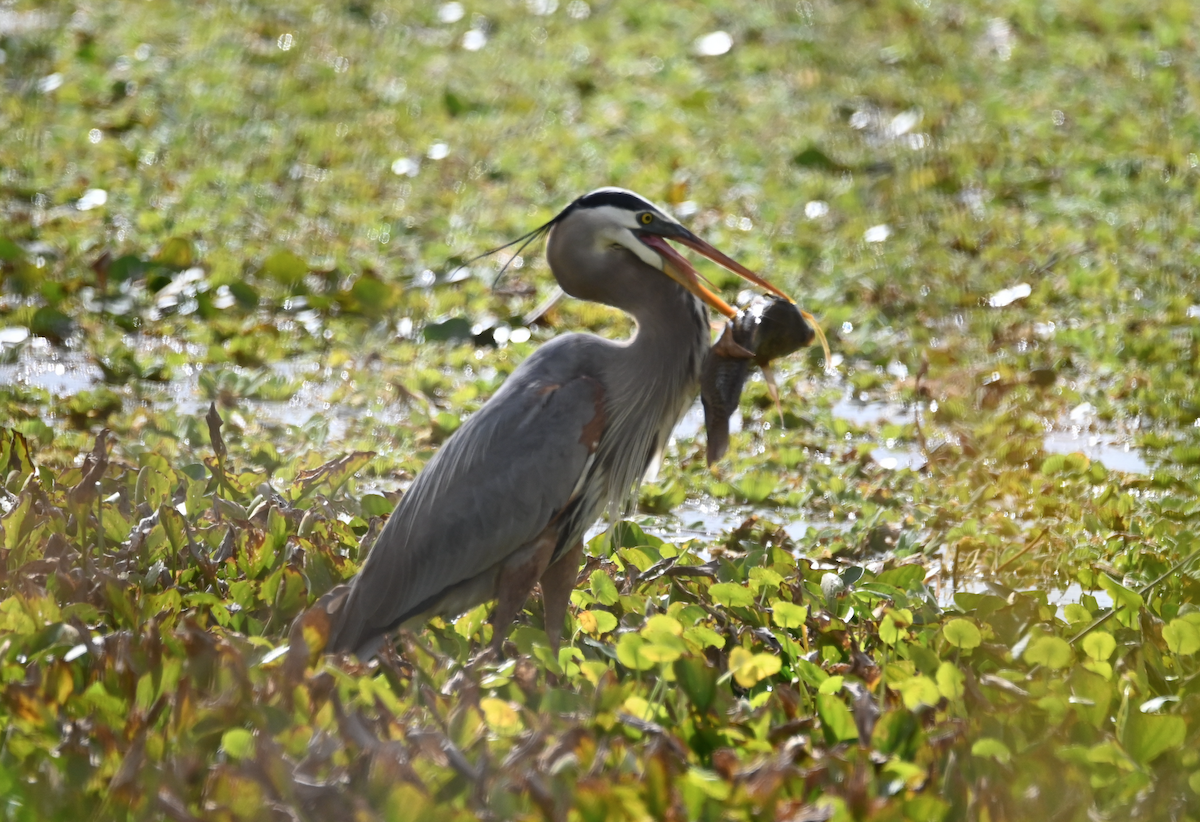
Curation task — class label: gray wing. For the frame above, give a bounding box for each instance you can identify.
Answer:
[326,345,604,652]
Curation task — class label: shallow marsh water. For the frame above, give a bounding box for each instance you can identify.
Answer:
[3,1,1200,818]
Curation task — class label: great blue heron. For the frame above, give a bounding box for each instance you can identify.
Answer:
[316,188,795,658]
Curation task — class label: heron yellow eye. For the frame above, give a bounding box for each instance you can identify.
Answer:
[640,212,653,225]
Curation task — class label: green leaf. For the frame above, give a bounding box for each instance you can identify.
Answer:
[795,659,829,689]
[261,250,308,285]
[589,570,619,606]
[136,457,176,510]
[615,633,657,671]
[1082,631,1116,661]
[684,767,730,804]
[682,625,725,650]
[1098,573,1142,613]
[228,281,259,308]
[220,728,255,761]
[1025,635,1073,669]
[1063,603,1093,624]
[184,477,208,519]
[771,600,807,629]
[360,493,393,517]
[1122,711,1187,766]
[578,609,618,635]
[432,411,461,439]
[1039,454,1068,475]
[608,520,662,552]
[265,505,289,556]
[971,737,1012,764]
[0,238,25,261]
[30,307,74,343]
[452,603,488,640]
[227,580,255,610]
[510,625,550,659]
[1163,619,1200,655]
[734,471,777,503]
[875,564,925,590]
[896,675,940,710]
[272,566,307,619]
[81,682,127,720]
[294,451,375,499]
[479,698,523,736]
[1070,669,1113,729]
[638,638,685,665]
[792,144,844,172]
[423,317,472,343]
[2,493,32,553]
[349,274,398,316]
[709,582,754,608]
[817,675,844,695]
[880,608,913,646]
[619,546,656,573]
[942,618,982,650]
[642,614,682,641]
[107,254,143,283]
[749,567,784,593]
[883,758,925,786]
[816,693,858,743]
[674,657,718,712]
[154,237,195,269]
[728,646,781,687]
[158,504,186,554]
[902,796,948,822]
[936,662,965,700]
[639,480,685,513]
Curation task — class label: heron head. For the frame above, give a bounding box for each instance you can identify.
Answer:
[553,188,793,318]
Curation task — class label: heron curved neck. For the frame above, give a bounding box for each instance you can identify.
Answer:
[598,283,709,442]
[622,288,708,370]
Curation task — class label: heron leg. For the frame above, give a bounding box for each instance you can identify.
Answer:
[491,526,558,656]
[540,541,583,655]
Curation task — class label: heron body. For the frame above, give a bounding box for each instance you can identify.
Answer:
[319,188,791,658]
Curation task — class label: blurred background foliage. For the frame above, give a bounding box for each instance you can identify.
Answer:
[3,0,1200,819]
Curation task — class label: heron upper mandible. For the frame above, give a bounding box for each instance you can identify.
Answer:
[317,188,793,658]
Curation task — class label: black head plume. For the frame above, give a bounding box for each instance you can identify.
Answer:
[460,218,558,290]
[447,198,579,289]
[449,188,662,290]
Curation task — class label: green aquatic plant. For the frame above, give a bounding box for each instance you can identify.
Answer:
[3,0,1200,818]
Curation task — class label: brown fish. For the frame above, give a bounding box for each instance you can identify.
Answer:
[700,297,824,465]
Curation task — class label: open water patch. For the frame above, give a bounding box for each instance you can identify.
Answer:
[831,395,910,427]
[1042,431,1149,474]
[0,343,100,394]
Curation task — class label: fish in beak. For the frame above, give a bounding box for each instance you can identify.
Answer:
[638,226,830,373]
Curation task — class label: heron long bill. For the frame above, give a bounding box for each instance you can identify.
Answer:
[638,232,793,319]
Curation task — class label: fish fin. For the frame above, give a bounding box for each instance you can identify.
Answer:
[712,324,754,359]
[763,365,786,429]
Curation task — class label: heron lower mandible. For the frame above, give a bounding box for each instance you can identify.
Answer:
[316,188,793,658]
